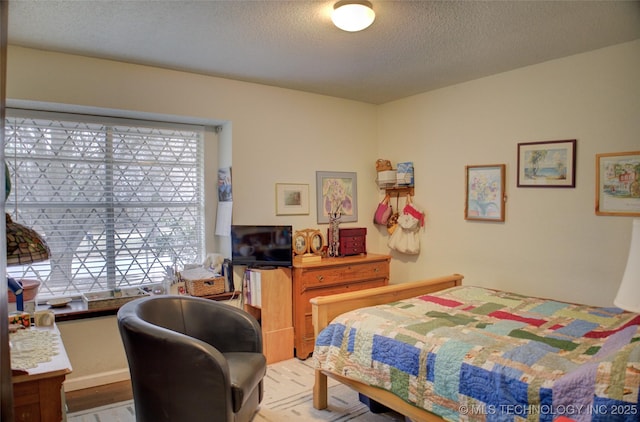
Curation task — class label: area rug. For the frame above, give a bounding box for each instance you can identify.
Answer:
[66,400,135,422]
[67,358,406,422]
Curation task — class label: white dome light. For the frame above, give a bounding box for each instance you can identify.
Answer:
[331,1,375,32]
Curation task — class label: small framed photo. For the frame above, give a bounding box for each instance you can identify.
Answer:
[292,231,308,255]
[275,183,309,215]
[465,164,506,222]
[316,171,358,223]
[517,139,577,188]
[596,151,640,216]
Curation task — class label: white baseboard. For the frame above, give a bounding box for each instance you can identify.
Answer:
[63,369,131,392]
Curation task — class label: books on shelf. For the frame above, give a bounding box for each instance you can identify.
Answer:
[244,269,262,307]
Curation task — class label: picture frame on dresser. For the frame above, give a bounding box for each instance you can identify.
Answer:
[309,230,325,254]
[292,231,308,255]
[596,151,640,216]
[292,228,324,256]
[316,171,358,223]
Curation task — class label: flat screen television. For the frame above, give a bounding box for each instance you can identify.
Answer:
[231,225,293,268]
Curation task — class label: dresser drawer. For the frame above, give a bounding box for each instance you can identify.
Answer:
[299,261,389,290]
[13,379,42,422]
[13,381,39,407]
[300,277,388,315]
[14,403,40,422]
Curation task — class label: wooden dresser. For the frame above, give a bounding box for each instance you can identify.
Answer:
[292,253,390,359]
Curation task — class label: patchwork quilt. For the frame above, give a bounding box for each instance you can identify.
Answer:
[313,286,640,422]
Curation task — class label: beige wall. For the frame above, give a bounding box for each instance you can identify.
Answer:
[377,39,640,306]
[6,40,640,389]
[7,46,380,389]
[57,316,127,391]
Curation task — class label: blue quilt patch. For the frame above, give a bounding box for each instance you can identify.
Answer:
[371,335,421,376]
[315,323,346,346]
[459,363,529,414]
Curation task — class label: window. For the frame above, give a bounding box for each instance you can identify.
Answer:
[5,109,205,300]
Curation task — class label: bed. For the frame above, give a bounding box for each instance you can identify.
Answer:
[311,274,640,422]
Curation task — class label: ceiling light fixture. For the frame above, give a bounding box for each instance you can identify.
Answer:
[331,1,375,32]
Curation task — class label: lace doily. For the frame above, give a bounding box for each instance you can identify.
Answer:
[9,329,59,370]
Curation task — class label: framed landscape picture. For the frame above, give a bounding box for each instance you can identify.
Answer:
[596,151,640,216]
[465,164,506,222]
[517,140,576,188]
[275,183,309,215]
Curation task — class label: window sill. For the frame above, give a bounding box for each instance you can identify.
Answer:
[37,291,241,322]
[36,299,120,322]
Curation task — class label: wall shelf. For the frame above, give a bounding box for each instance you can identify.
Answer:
[376,162,414,197]
[384,186,414,197]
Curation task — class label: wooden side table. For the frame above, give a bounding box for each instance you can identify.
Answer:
[11,325,72,422]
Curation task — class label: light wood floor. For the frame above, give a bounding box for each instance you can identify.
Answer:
[65,380,133,413]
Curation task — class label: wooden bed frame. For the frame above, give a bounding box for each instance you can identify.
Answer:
[311,273,464,422]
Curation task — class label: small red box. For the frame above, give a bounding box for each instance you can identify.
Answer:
[339,227,366,256]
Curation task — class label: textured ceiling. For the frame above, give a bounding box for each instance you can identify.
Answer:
[7,0,640,104]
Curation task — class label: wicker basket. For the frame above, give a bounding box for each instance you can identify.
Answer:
[184,276,226,297]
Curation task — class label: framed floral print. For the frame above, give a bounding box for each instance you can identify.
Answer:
[315,171,357,223]
[465,164,506,222]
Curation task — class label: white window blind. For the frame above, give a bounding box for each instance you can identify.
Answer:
[4,109,205,300]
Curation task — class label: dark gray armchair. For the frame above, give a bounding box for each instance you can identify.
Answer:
[117,295,266,422]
